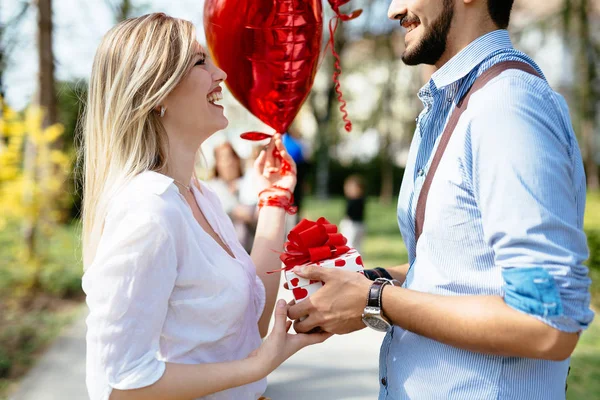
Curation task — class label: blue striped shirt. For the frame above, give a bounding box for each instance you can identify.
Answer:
[380,30,594,400]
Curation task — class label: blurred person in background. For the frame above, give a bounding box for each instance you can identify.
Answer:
[80,13,330,400]
[282,124,311,217]
[339,174,366,253]
[239,145,267,208]
[207,142,259,252]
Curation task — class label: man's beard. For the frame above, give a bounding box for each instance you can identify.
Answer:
[401,0,454,66]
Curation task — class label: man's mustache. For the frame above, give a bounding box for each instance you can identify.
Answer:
[399,14,420,27]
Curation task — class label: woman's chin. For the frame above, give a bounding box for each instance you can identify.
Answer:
[218,116,229,130]
[206,117,229,135]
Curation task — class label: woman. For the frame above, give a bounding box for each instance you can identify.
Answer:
[207,142,259,252]
[80,13,330,400]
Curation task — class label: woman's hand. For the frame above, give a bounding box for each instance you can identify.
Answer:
[249,299,332,377]
[254,134,297,193]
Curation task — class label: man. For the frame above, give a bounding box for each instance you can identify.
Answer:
[287,0,594,399]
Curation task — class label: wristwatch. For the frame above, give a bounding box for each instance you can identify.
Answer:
[362,278,393,332]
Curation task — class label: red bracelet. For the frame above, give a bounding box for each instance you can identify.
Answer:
[258,195,298,215]
[258,186,297,215]
[259,185,294,199]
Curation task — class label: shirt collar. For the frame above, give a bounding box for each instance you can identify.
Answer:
[136,170,176,195]
[431,29,513,90]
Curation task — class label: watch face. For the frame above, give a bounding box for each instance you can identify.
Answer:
[363,316,391,332]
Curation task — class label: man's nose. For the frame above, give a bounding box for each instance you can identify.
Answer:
[388,0,408,20]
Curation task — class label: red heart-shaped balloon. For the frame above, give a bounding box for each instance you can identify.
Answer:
[204,0,323,135]
[293,287,309,300]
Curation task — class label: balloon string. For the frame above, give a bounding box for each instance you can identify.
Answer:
[328,16,352,132]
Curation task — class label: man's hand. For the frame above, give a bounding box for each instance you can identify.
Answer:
[287,266,372,334]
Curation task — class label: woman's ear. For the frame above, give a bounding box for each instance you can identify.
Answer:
[154,105,167,118]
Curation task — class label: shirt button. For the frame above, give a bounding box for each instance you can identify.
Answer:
[381,377,387,386]
[417,168,425,177]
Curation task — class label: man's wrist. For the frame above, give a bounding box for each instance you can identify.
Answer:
[362,278,394,332]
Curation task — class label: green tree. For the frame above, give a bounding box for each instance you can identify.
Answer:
[562,0,599,190]
[0,1,30,143]
[105,0,147,22]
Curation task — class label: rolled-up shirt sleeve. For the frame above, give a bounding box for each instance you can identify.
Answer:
[83,209,177,391]
[470,77,594,333]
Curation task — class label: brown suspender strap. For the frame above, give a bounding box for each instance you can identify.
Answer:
[414,61,543,244]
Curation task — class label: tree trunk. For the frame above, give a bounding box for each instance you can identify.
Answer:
[37,0,57,130]
[0,2,4,150]
[379,36,399,204]
[379,131,394,203]
[312,82,337,200]
[22,138,38,261]
[311,22,348,200]
[577,0,599,190]
[0,1,4,102]
[22,0,57,270]
[583,120,599,190]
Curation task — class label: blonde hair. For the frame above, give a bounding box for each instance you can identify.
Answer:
[80,13,197,268]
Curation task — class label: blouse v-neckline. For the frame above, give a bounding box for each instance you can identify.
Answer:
[184,182,238,262]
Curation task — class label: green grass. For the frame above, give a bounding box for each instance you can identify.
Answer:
[568,320,600,400]
[585,192,600,231]
[0,221,83,398]
[302,193,600,399]
[301,197,408,268]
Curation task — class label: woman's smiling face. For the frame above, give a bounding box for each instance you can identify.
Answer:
[162,42,229,136]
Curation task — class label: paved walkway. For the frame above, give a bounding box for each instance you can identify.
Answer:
[10,307,88,400]
[10,277,384,400]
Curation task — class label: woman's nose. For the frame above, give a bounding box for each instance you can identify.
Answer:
[213,65,227,82]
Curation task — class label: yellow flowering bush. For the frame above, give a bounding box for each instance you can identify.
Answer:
[0,99,73,264]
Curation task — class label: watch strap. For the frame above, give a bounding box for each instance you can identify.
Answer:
[364,267,394,281]
[367,278,392,308]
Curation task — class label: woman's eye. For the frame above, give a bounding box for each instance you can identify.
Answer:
[195,57,206,66]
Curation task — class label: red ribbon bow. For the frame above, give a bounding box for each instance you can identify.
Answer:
[279,217,350,270]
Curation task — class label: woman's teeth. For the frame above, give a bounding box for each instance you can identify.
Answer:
[207,91,223,104]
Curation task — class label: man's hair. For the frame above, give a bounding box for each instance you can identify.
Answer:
[488,0,514,29]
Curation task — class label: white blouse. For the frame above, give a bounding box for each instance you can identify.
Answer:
[82,171,267,400]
